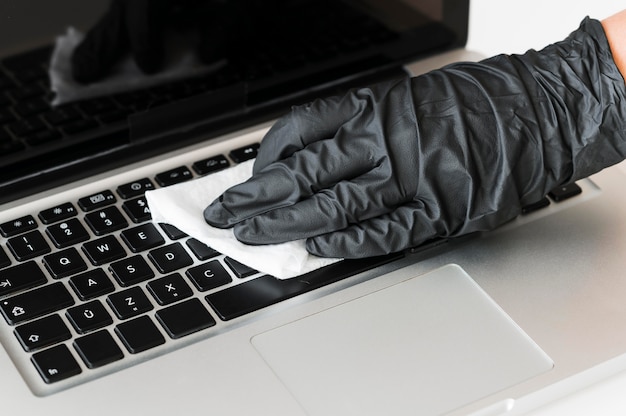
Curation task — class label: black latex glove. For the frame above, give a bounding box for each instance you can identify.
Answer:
[204,18,626,259]
[72,0,240,83]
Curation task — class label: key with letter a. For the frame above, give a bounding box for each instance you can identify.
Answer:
[69,269,115,301]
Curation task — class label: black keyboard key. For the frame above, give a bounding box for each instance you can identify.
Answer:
[38,202,77,224]
[32,344,82,384]
[192,154,230,175]
[0,261,47,297]
[0,246,10,268]
[66,300,113,334]
[69,269,115,301]
[155,298,216,339]
[159,223,186,240]
[0,215,38,237]
[107,286,153,320]
[115,315,165,354]
[207,254,403,320]
[15,314,72,352]
[186,238,219,260]
[109,255,155,287]
[116,178,155,199]
[121,196,152,223]
[229,143,259,163]
[121,223,165,253]
[73,329,124,369]
[82,235,126,266]
[7,230,51,261]
[78,190,117,212]
[549,183,582,202]
[84,206,129,235]
[186,261,232,292]
[46,218,90,248]
[43,247,88,279]
[0,282,75,325]
[147,273,193,305]
[155,166,193,187]
[148,243,193,274]
[206,276,282,321]
[521,197,551,215]
[224,257,257,278]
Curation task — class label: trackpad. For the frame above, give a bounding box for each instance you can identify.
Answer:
[251,264,553,415]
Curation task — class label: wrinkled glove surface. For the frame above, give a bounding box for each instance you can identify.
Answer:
[204,18,626,259]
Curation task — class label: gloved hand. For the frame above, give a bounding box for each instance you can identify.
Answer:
[204,17,626,259]
[72,0,242,83]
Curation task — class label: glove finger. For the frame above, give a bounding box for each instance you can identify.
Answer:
[230,171,401,245]
[253,93,363,174]
[204,138,377,228]
[125,0,167,74]
[72,0,127,83]
[305,201,442,258]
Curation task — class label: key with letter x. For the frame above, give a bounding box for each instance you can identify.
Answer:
[146,273,193,305]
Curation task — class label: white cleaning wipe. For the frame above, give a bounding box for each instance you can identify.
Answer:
[145,160,341,279]
[49,27,225,106]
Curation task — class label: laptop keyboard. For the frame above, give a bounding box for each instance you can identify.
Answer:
[0,135,586,392]
[0,142,400,391]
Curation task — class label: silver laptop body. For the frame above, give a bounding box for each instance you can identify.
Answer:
[3,1,626,415]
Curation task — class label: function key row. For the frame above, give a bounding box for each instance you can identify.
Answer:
[0,143,258,248]
[78,190,117,212]
[39,203,77,225]
[0,215,37,237]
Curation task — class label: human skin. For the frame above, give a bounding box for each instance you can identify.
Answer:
[603,10,626,82]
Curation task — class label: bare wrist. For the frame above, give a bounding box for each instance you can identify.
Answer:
[602,10,626,82]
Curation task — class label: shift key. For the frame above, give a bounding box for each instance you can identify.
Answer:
[1,282,75,325]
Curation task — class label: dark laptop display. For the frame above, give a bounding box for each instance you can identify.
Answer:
[0,0,467,204]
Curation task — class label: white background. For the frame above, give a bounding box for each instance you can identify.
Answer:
[467,0,622,57]
[467,1,626,415]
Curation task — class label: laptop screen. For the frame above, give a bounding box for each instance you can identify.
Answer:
[0,0,469,203]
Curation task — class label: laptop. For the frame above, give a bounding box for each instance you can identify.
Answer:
[1,0,625,414]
